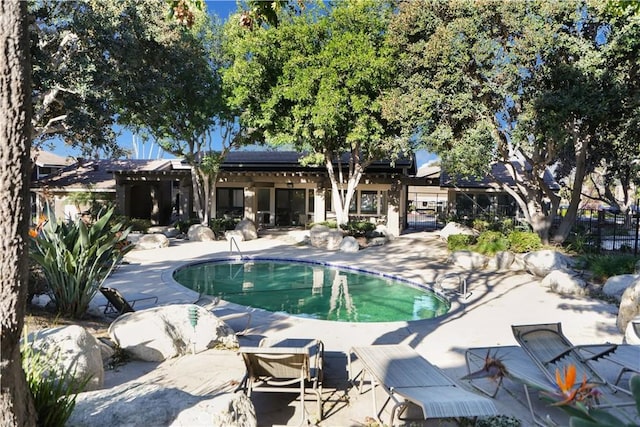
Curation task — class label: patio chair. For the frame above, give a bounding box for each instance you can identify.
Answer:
[577,343,640,389]
[99,286,158,316]
[349,345,498,426]
[238,338,324,426]
[511,323,614,391]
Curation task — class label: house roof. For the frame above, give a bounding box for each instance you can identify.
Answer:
[32,159,173,191]
[31,149,73,168]
[440,161,559,190]
[33,151,416,190]
[217,151,415,174]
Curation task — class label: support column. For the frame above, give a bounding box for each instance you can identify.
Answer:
[244,186,255,221]
[314,187,327,224]
[386,180,402,238]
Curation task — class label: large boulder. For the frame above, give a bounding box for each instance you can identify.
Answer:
[447,250,487,270]
[235,219,258,241]
[486,251,516,271]
[24,325,104,391]
[187,224,216,242]
[147,226,180,238]
[225,230,245,242]
[617,280,640,333]
[523,250,573,277]
[438,222,478,241]
[602,275,640,302]
[68,383,257,427]
[309,225,331,248]
[108,305,238,362]
[135,233,170,250]
[541,270,587,296]
[326,229,344,251]
[339,236,359,253]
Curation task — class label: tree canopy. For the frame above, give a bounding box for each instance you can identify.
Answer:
[384,0,636,243]
[222,0,411,224]
[29,0,213,158]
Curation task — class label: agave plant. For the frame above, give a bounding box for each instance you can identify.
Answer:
[29,207,132,318]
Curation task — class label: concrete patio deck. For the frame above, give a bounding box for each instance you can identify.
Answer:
[93,230,637,426]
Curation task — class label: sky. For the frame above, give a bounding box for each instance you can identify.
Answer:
[49,0,437,167]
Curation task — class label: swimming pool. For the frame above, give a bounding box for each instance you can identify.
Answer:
[172,258,450,322]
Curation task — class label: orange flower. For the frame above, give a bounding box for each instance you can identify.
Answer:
[556,365,577,395]
[551,364,600,407]
[28,228,38,238]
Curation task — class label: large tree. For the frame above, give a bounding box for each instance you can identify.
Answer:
[1,1,37,425]
[385,0,615,244]
[579,4,640,215]
[222,0,410,224]
[29,0,212,158]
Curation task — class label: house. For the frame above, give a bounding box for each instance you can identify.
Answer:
[30,149,73,181]
[31,151,416,236]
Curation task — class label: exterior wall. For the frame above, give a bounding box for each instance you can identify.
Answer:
[215,173,405,234]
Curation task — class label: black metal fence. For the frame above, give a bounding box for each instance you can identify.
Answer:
[406,208,640,255]
[556,209,640,255]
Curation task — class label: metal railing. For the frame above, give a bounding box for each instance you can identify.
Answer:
[229,236,244,259]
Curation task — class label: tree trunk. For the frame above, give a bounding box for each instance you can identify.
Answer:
[324,155,365,225]
[552,124,590,244]
[0,1,37,425]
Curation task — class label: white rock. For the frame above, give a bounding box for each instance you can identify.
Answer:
[447,250,487,270]
[339,236,359,253]
[69,383,257,427]
[617,280,640,333]
[187,224,216,241]
[135,233,170,250]
[603,274,640,302]
[326,229,344,251]
[310,225,331,248]
[225,230,245,242]
[487,251,516,271]
[235,219,258,241]
[438,222,478,241]
[523,250,572,277]
[541,270,587,296]
[24,325,104,391]
[108,304,238,362]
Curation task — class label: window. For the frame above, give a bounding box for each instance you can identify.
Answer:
[360,191,378,214]
[216,188,244,218]
[308,189,314,213]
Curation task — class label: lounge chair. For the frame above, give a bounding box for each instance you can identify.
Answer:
[238,338,324,426]
[99,286,158,316]
[465,324,636,425]
[511,323,613,391]
[348,345,498,426]
[577,343,640,389]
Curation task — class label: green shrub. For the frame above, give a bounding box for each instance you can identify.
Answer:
[507,231,542,253]
[22,332,90,427]
[340,220,375,237]
[474,231,509,255]
[447,234,477,251]
[29,207,132,319]
[580,254,640,282]
[173,218,201,234]
[308,220,338,229]
[472,219,490,232]
[209,218,237,235]
[112,216,151,233]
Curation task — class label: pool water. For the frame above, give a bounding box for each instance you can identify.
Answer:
[173,259,450,322]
